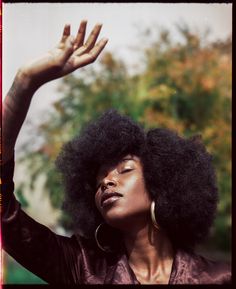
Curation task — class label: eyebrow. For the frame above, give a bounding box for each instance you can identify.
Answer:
[96,157,135,181]
[121,155,135,161]
[122,154,134,160]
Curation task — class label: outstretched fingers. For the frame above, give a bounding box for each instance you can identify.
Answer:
[74,20,87,49]
[61,24,71,43]
[55,25,75,68]
[74,37,108,67]
[58,35,75,65]
[83,23,103,52]
[56,22,108,74]
[89,37,109,60]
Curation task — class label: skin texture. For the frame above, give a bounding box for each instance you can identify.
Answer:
[3,21,175,283]
[56,109,218,252]
[95,155,151,229]
[95,155,174,284]
[2,20,108,164]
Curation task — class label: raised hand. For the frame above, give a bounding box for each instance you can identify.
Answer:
[2,20,108,164]
[21,20,108,89]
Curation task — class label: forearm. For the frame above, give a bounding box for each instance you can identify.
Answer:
[2,69,38,164]
[2,22,107,165]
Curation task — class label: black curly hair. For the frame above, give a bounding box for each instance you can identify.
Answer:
[56,109,218,251]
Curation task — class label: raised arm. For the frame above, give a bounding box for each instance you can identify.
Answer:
[2,21,108,163]
[2,21,108,284]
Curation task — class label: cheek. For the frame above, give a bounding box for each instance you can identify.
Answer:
[125,174,146,194]
[123,174,151,205]
[104,176,151,224]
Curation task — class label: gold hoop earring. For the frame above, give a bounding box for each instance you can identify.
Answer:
[95,223,112,253]
[150,201,160,230]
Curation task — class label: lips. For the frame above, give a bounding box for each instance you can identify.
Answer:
[101,191,123,207]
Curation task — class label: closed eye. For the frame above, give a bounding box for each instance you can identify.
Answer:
[120,168,134,174]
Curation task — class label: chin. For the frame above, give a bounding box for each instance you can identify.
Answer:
[103,207,129,228]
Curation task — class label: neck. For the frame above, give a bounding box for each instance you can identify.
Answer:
[122,219,174,284]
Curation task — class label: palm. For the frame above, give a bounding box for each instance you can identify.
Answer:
[23,21,108,86]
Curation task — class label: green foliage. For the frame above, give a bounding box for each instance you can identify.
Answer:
[4,254,47,284]
[19,25,231,255]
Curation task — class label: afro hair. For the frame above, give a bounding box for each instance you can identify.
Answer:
[56,109,218,251]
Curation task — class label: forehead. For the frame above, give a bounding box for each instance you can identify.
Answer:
[97,154,141,177]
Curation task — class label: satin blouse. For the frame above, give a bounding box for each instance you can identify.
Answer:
[1,157,231,284]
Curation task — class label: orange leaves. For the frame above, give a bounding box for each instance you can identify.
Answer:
[20,25,231,247]
[200,77,216,91]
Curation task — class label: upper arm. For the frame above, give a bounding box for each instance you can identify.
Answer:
[1,158,82,283]
[2,199,82,283]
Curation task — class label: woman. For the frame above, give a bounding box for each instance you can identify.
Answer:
[2,21,231,284]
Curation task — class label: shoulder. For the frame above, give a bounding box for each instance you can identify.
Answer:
[195,253,231,284]
[173,249,231,284]
[186,250,231,284]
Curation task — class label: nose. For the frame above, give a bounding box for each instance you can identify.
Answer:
[101,177,117,191]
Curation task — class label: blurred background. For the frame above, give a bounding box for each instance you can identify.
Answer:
[2,3,232,284]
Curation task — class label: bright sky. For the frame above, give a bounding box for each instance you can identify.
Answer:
[2,3,232,153]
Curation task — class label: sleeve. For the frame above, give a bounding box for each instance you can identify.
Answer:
[1,156,82,284]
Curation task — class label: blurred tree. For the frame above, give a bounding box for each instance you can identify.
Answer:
[17,25,231,256]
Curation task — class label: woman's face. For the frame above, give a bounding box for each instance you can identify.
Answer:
[95,154,152,230]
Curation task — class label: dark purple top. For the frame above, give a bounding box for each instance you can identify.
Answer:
[1,157,231,284]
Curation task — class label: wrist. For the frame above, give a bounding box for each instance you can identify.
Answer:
[16,67,41,93]
[6,68,38,108]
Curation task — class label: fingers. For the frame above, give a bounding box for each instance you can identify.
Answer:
[83,23,103,52]
[73,23,104,57]
[74,37,108,67]
[74,20,87,49]
[58,22,108,74]
[88,37,109,60]
[60,35,75,63]
[55,35,75,68]
[61,22,103,53]
[61,24,71,42]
